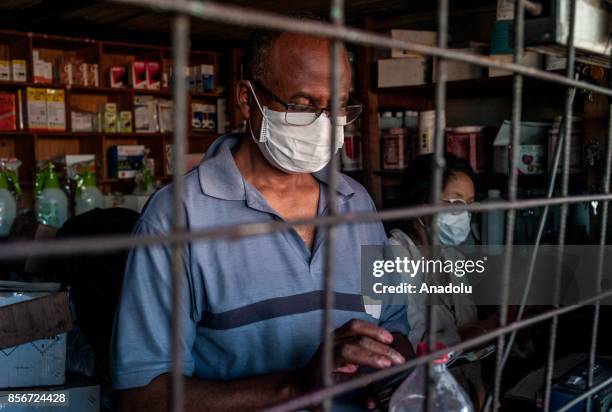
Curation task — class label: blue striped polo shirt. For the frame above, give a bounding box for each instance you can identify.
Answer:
[111,133,409,390]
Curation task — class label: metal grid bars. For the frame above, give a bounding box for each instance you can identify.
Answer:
[5,0,611,411]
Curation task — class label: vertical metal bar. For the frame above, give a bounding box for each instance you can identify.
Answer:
[322,1,344,411]
[492,1,524,409]
[170,11,190,412]
[586,53,612,412]
[426,1,447,411]
[544,1,577,410]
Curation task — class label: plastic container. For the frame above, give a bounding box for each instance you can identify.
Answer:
[35,164,68,228]
[389,342,474,412]
[75,171,103,215]
[0,160,21,236]
[0,183,16,236]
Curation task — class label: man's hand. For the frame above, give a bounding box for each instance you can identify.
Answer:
[299,319,407,394]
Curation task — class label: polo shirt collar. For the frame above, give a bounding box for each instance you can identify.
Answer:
[198,133,355,201]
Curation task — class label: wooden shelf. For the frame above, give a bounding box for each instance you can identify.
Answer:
[0,28,226,208]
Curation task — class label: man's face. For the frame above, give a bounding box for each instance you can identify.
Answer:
[243,32,352,141]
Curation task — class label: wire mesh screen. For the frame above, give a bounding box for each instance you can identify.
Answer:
[3,0,612,411]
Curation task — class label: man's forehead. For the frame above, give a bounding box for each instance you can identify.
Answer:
[265,32,350,94]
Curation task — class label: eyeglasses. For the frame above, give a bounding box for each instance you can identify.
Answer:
[442,198,477,216]
[250,79,363,127]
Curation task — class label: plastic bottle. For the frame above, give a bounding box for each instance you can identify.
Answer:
[482,189,505,254]
[75,170,103,215]
[35,163,68,228]
[389,342,474,412]
[0,161,21,236]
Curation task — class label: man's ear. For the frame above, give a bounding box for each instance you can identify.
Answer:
[236,80,252,120]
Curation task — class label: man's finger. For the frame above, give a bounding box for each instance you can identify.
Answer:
[335,342,394,370]
[355,336,405,365]
[335,319,394,344]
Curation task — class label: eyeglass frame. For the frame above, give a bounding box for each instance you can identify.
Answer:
[248,78,364,126]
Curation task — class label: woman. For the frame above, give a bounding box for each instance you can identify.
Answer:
[390,153,496,408]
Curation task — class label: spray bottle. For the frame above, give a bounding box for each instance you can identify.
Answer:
[74,165,103,215]
[0,159,21,236]
[35,162,68,227]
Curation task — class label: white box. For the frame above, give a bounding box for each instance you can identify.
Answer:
[0,292,67,388]
[71,111,94,132]
[489,52,542,77]
[493,120,551,174]
[496,0,515,20]
[378,58,427,88]
[433,49,484,82]
[389,30,437,58]
[134,95,157,133]
[10,60,26,82]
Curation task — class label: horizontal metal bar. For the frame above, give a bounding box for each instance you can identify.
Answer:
[263,287,612,412]
[111,0,612,98]
[556,376,612,412]
[3,192,612,261]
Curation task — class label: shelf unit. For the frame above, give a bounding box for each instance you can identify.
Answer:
[0,29,226,209]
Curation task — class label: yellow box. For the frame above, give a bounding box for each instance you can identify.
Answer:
[46,89,66,131]
[104,111,117,133]
[119,111,132,133]
[26,87,47,131]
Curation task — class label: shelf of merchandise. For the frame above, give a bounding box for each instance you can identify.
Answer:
[0,29,225,209]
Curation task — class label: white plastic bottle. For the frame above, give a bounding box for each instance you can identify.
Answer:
[35,165,68,228]
[75,171,103,215]
[482,189,505,254]
[0,176,16,236]
[389,342,474,412]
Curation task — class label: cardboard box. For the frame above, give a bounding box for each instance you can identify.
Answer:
[493,120,550,174]
[146,62,160,90]
[0,288,71,388]
[75,62,88,87]
[0,374,100,412]
[46,89,66,131]
[191,102,216,131]
[196,64,214,92]
[34,60,53,84]
[489,52,542,77]
[59,58,74,85]
[10,60,26,82]
[110,66,127,88]
[377,58,428,88]
[71,111,94,132]
[103,111,117,133]
[88,63,99,87]
[119,111,133,133]
[0,93,17,131]
[108,145,146,179]
[134,95,157,133]
[388,30,437,58]
[130,61,147,89]
[0,60,10,81]
[26,87,48,131]
[54,154,96,179]
[157,100,173,133]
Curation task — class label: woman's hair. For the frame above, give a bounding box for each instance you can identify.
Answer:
[399,153,476,208]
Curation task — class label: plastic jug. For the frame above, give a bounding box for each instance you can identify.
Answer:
[389,342,474,412]
[75,170,103,215]
[35,163,68,228]
[0,160,20,236]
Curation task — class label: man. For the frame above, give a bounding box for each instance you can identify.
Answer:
[111,20,413,411]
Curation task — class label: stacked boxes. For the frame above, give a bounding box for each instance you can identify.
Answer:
[25,87,66,132]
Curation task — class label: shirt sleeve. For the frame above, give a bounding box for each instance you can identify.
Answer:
[111,218,196,390]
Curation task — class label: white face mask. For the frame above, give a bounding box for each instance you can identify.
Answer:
[246,81,345,174]
[436,211,471,246]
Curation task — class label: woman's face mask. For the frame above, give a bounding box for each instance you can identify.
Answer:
[246,81,345,174]
[436,211,471,246]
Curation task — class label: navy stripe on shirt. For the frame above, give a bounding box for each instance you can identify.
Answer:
[198,291,365,330]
